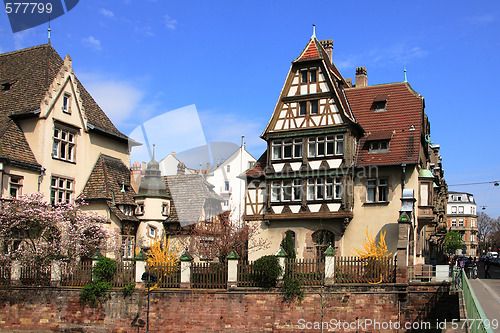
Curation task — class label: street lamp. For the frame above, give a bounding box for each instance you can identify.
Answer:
[141,272,157,333]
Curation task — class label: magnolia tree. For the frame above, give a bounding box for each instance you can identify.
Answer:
[0,193,114,268]
[180,212,269,261]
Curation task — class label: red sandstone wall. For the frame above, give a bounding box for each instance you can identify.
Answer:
[0,285,458,332]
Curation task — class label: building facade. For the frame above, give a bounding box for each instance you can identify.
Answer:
[244,35,447,264]
[205,141,256,222]
[447,191,478,256]
[0,44,137,257]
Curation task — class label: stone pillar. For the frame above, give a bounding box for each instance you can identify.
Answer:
[134,251,147,284]
[50,260,62,287]
[396,212,412,283]
[10,260,21,286]
[226,250,239,290]
[91,250,103,282]
[275,247,287,281]
[324,246,335,285]
[179,251,193,289]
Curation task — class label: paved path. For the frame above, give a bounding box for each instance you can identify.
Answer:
[468,262,500,332]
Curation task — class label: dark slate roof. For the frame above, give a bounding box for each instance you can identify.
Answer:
[0,44,127,168]
[345,82,424,166]
[165,174,222,227]
[82,154,137,207]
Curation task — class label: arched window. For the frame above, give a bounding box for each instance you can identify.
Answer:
[312,229,335,259]
[282,230,296,258]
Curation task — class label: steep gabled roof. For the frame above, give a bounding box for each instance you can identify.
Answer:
[0,44,128,169]
[82,154,136,206]
[345,82,424,166]
[165,174,222,227]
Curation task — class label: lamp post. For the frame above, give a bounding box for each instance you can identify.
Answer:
[141,272,157,333]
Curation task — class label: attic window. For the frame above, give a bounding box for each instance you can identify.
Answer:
[369,140,390,153]
[372,96,387,112]
[162,202,170,216]
[62,94,71,114]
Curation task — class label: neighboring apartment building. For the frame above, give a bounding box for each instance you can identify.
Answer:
[0,44,136,255]
[447,191,478,256]
[244,35,446,264]
[205,140,256,222]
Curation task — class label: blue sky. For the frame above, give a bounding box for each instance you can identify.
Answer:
[1,0,499,217]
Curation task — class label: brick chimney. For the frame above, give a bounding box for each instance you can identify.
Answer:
[171,151,176,158]
[355,67,367,87]
[319,39,333,62]
[177,162,186,175]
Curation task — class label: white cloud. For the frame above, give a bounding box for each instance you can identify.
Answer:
[164,15,178,30]
[78,73,144,125]
[199,109,267,157]
[99,8,114,17]
[82,36,102,51]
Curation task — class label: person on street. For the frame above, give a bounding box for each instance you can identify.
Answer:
[484,257,491,279]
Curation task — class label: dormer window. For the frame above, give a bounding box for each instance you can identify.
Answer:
[148,225,157,238]
[62,93,71,114]
[53,127,76,162]
[9,175,22,199]
[372,96,387,112]
[369,140,390,153]
[121,205,134,216]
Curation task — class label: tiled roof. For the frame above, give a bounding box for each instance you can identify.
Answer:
[82,154,136,206]
[164,174,222,227]
[0,44,127,168]
[345,82,424,166]
[245,152,266,177]
[294,38,325,62]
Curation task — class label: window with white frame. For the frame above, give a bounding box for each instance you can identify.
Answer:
[148,225,157,238]
[271,180,302,202]
[62,93,71,114]
[307,177,342,201]
[121,235,135,259]
[248,161,255,169]
[451,206,457,214]
[458,206,464,214]
[366,178,388,203]
[50,176,73,205]
[52,127,76,162]
[226,165,230,172]
[120,205,134,216]
[9,175,22,199]
[459,219,464,227]
[272,138,302,160]
[224,181,230,192]
[308,135,344,158]
[451,219,457,227]
[471,218,476,227]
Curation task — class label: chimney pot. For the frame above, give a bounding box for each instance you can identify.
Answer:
[355,67,367,87]
[171,151,176,157]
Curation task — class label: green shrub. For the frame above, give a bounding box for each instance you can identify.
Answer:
[253,255,282,288]
[80,281,111,306]
[282,276,304,302]
[93,257,117,282]
[123,283,135,297]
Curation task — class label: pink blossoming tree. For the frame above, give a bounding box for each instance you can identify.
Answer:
[0,193,114,268]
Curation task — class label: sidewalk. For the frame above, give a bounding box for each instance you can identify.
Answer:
[468,278,500,333]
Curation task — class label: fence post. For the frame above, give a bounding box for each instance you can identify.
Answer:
[11,260,21,285]
[179,251,193,289]
[50,260,62,287]
[275,247,287,281]
[226,249,239,290]
[134,251,147,284]
[91,250,103,281]
[324,246,335,285]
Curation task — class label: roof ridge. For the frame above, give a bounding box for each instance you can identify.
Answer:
[0,43,52,58]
